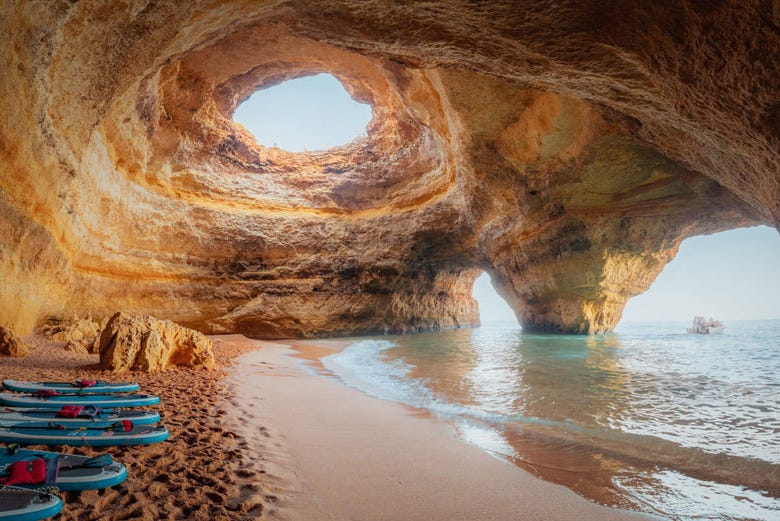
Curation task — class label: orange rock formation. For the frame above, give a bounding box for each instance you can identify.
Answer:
[99,313,216,372]
[0,326,29,357]
[0,2,776,336]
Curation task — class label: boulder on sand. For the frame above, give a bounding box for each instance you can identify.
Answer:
[99,312,215,372]
[64,339,90,354]
[0,324,29,357]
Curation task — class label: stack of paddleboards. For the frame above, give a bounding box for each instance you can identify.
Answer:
[0,378,167,520]
[0,379,168,447]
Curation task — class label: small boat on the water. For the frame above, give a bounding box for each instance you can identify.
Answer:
[686,316,725,334]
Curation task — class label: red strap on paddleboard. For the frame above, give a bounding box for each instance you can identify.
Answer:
[57,405,85,418]
[0,458,47,485]
[32,390,62,398]
[75,379,97,388]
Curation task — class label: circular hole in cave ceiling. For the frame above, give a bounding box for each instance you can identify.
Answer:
[232,73,373,153]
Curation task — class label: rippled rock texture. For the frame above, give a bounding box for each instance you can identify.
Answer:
[0,1,776,335]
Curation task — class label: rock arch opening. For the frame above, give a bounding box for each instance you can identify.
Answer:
[232,73,372,153]
[619,226,780,324]
[471,272,518,326]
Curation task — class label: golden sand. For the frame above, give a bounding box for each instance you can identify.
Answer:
[1,334,280,521]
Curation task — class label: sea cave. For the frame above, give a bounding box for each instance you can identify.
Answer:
[1,1,776,338]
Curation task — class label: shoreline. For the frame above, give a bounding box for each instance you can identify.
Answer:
[3,333,662,520]
[231,339,660,521]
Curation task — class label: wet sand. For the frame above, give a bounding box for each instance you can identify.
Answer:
[230,340,660,521]
[1,334,281,521]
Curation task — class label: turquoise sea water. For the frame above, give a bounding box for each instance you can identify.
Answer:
[321,320,780,521]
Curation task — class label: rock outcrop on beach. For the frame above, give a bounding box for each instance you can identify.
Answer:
[0,325,29,357]
[41,317,106,353]
[0,2,776,335]
[99,313,216,372]
[63,339,90,355]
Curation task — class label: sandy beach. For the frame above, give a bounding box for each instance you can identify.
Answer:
[229,340,659,521]
[2,334,662,520]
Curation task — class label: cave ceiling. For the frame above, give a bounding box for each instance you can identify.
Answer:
[0,1,776,336]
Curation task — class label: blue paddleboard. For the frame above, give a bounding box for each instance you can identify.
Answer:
[0,447,127,491]
[0,393,160,409]
[0,423,169,447]
[3,379,140,394]
[0,486,62,521]
[0,406,160,427]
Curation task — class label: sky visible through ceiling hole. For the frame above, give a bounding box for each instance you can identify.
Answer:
[233,73,372,152]
[474,226,780,325]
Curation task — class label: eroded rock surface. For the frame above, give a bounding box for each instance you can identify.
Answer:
[0,325,29,357]
[41,317,106,353]
[0,2,776,335]
[64,339,90,355]
[99,313,216,372]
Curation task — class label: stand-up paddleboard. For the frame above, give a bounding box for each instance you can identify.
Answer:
[3,379,140,394]
[0,486,62,521]
[0,423,169,447]
[0,406,160,427]
[0,393,160,409]
[0,447,127,491]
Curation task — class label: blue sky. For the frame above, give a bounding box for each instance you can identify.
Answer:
[233,73,372,152]
[234,74,779,324]
[619,226,780,322]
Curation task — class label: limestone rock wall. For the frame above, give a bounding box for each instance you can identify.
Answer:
[0,1,775,336]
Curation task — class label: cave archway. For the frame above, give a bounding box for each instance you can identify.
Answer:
[471,272,518,326]
[619,226,780,325]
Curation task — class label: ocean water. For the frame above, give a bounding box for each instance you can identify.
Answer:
[320,320,780,521]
